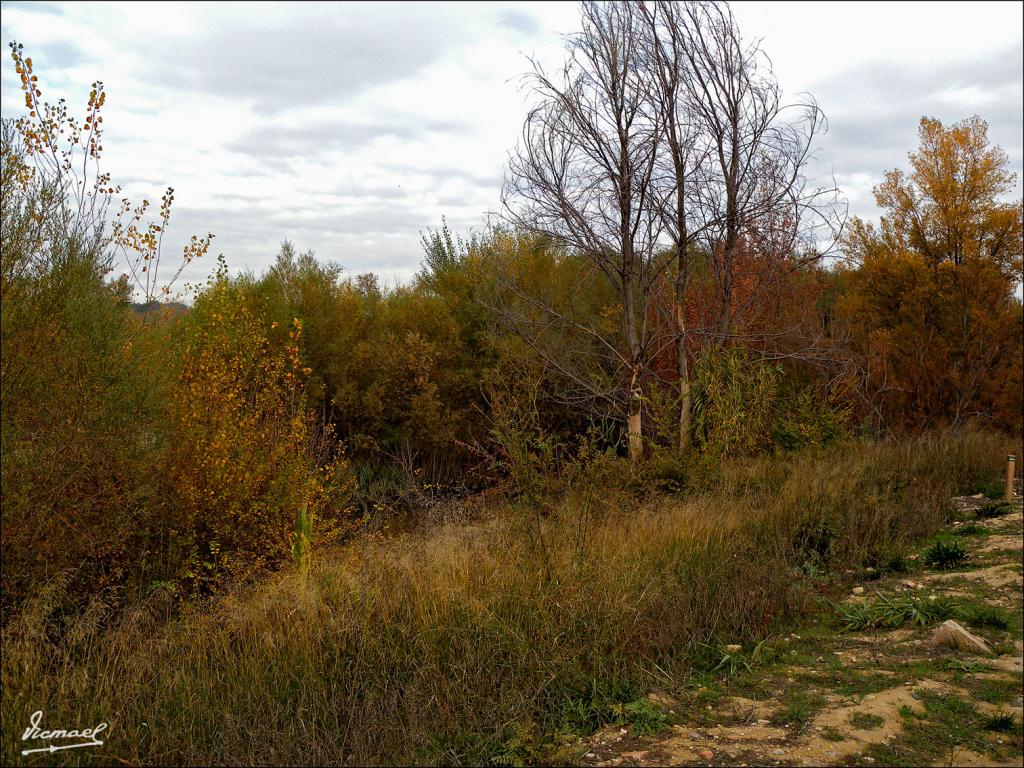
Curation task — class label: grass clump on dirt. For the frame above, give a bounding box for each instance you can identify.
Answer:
[849,712,885,730]
[923,539,970,569]
[976,501,1014,519]
[834,594,960,631]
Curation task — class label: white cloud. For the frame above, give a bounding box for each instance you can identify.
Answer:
[1,1,1021,297]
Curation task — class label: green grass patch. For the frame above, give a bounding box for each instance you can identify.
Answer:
[959,603,1012,630]
[772,687,828,730]
[611,698,670,736]
[849,712,885,730]
[976,501,1014,519]
[822,725,846,742]
[970,677,1021,705]
[850,689,1020,766]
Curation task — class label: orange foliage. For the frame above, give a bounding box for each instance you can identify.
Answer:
[839,116,1023,433]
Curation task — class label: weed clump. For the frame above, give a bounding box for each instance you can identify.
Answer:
[923,539,969,570]
[976,501,1013,520]
[849,712,885,730]
[835,594,959,631]
[984,712,1017,732]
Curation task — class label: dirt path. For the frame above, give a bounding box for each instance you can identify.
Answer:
[579,495,1024,767]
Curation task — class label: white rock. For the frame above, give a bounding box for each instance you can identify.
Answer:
[932,619,992,655]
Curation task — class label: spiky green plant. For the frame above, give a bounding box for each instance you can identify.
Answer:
[923,539,969,570]
[834,594,960,631]
[975,501,1012,520]
[983,712,1016,732]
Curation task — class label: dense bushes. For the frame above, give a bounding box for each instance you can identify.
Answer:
[167,266,351,592]
[1,119,174,611]
[3,45,1021,620]
[0,89,349,610]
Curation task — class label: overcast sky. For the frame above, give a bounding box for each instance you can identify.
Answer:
[2,1,1022,295]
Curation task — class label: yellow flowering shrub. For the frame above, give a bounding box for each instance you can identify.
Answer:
[169,269,353,592]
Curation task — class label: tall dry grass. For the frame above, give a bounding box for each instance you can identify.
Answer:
[0,431,1009,766]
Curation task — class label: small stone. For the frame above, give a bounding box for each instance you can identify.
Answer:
[863,756,875,763]
[852,586,865,595]
[647,691,678,708]
[698,751,714,760]
[911,691,922,700]
[620,751,648,760]
[771,748,785,755]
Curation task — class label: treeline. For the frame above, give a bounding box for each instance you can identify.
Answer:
[1,5,1022,616]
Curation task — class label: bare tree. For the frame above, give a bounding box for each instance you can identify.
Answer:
[503,0,670,463]
[639,0,713,455]
[641,1,846,454]
[502,0,846,462]
[675,1,844,343]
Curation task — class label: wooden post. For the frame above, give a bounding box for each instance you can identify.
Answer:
[1006,455,1016,502]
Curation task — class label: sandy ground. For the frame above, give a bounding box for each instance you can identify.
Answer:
[578,496,1024,767]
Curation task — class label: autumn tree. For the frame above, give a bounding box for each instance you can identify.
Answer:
[840,115,1023,432]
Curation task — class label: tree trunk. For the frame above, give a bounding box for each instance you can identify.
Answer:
[675,300,692,455]
[628,396,643,464]
[623,283,644,464]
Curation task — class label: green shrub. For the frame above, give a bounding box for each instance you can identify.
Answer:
[959,604,1011,630]
[611,698,669,736]
[773,388,851,452]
